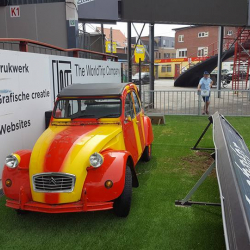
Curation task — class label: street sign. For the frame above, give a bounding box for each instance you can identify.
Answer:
[69,20,75,27]
[134,45,145,63]
[105,41,117,54]
[10,6,20,18]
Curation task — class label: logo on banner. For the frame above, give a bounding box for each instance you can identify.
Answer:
[51,60,72,100]
[77,0,94,6]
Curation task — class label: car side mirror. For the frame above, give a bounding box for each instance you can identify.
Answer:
[125,115,132,122]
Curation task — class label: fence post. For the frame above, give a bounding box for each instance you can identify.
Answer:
[198,91,201,116]
[19,41,28,52]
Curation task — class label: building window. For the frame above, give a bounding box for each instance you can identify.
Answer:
[197,47,208,57]
[177,49,187,58]
[164,53,170,58]
[227,30,233,36]
[172,53,176,58]
[178,35,184,42]
[172,41,175,47]
[161,65,171,73]
[159,53,161,58]
[198,32,209,38]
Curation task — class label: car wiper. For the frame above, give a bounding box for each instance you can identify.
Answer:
[71,115,97,120]
[97,114,120,119]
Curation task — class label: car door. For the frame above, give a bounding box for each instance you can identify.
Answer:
[123,92,139,163]
[131,91,145,156]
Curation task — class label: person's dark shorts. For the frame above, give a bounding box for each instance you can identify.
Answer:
[202,94,210,102]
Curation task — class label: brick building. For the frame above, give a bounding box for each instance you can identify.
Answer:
[132,36,176,60]
[96,27,127,54]
[173,26,238,58]
[155,36,176,59]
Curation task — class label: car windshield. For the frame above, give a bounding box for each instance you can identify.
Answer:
[53,98,121,119]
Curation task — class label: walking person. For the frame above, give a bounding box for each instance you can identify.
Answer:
[198,71,213,115]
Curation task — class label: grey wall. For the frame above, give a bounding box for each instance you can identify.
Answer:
[122,0,249,26]
[0,3,68,48]
[78,0,119,21]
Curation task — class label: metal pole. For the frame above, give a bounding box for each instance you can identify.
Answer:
[217,26,224,98]
[101,23,105,53]
[198,93,201,116]
[149,23,155,105]
[127,22,132,82]
[110,27,113,55]
[121,63,124,83]
[192,117,213,150]
[139,58,142,99]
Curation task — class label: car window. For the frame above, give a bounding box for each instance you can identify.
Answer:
[58,99,79,117]
[125,93,135,119]
[132,92,141,114]
[54,98,121,119]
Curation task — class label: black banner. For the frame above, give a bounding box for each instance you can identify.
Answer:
[213,112,250,250]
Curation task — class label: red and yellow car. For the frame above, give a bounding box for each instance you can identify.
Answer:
[2,82,153,217]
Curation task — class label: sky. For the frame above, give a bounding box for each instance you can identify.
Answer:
[85,22,187,38]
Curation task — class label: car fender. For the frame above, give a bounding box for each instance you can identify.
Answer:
[84,150,138,202]
[143,116,154,146]
[2,150,32,201]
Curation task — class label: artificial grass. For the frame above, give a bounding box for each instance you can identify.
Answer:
[0,116,249,250]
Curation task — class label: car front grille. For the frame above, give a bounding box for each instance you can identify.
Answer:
[32,173,76,193]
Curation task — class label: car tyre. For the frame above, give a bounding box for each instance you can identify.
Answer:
[141,144,152,162]
[114,166,132,217]
[15,209,28,215]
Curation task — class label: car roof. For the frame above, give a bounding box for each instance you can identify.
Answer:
[57,83,130,97]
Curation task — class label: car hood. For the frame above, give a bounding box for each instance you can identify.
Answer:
[29,124,124,204]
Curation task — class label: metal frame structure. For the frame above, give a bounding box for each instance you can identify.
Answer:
[175,161,221,207]
[191,116,215,151]
[175,116,219,207]
[232,28,250,90]
[0,38,118,61]
[142,89,250,116]
[176,112,250,250]
[127,22,154,90]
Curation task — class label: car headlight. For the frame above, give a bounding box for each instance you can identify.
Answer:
[5,154,20,168]
[89,153,104,168]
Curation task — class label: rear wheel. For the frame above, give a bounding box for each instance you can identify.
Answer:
[113,166,132,217]
[141,144,152,162]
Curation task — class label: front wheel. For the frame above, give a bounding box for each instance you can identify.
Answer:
[141,144,152,162]
[113,166,132,217]
[15,209,28,215]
